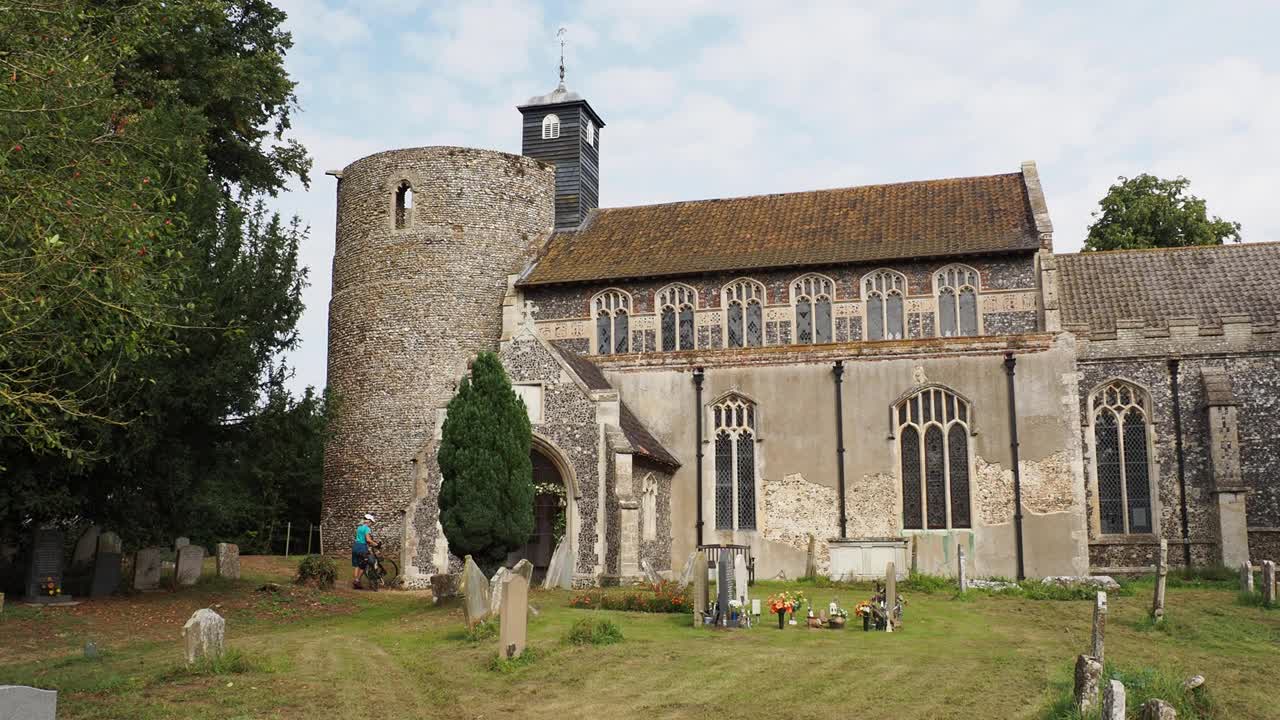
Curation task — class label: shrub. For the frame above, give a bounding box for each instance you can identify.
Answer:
[295,555,336,589]
[567,580,690,614]
[568,616,623,646]
[464,618,499,643]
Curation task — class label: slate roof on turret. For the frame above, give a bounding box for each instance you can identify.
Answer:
[519,170,1041,286]
[1057,242,1280,330]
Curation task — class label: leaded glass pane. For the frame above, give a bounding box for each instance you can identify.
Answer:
[887,294,904,339]
[661,307,676,351]
[910,396,919,423]
[679,306,694,349]
[735,405,743,427]
[746,301,763,346]
[1122,408,1152,533]
[715,432,733,530]
[1095,411,1124,533]
[901,426,922,529]
[816,298,832,343]
[746,405,755,429]
[922,392,933,422]
[737,433,756,529]
[727,302,743,348]
[940,289,957,337]
[614,310,629,354]
[948,424,971,528]
[925,425,946,529]
[898,403,907,426]
[868,294,884,340]
[958,401,967,423]
[796,298,813,344]
[946,393,955,422]
[714,406,722,428]
[959,288,978,336]
[596,312,611,355]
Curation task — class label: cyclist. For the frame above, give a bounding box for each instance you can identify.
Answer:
[352,513,376,589]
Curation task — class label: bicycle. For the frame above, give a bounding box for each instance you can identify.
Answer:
[361,542,399,591]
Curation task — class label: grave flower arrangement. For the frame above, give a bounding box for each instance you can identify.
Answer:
[40,576,61,597]
[853,601,874,618]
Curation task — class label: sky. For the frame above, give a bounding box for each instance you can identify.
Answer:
[269,0,1280,395]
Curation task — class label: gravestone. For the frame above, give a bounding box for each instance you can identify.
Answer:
[640,558,661,586]
[804,533,818,579]
[716,558,731,626]
[1102,679,1126,720]
[0,685,57,720]
[460,555,490,627]
[489,567,510,616]
[174,537,190,552]
[677,551,698,587]
[0,592,5,614]
[430,573,460,604]
[542,539,573,590]
[182,608,225,664]
[1152,538,1168,621]
[1262,560,1276,606]
[24,529,65,601]
[215,543,240,580]
[733,554,749,605]
[1240,560,1254,594]
[1091,591,1107,665]
[70,525,101,571]
[1140,699,1177,719]
[1073,654,1102,714]
[90,553,122,597]
[691,552,708,627]
[497,572,529,660]
[175,545,205,586]
[96,531,122,555]
[957,545,968,592]
[132,547,162,591]
[511,558,534,585]
[884,561,896,633]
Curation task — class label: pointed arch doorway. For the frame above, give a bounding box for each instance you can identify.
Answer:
[506,434,579,583]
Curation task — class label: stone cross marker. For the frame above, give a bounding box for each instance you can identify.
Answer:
[182,608,225,665]
[1140,698,1177,719]
[1240,560,1254,594]
[884,561,896,633]
[0,685,58,720]
[175,545,205,586]
[691,552,708,627]
[1074,654,1103,715]
[1152,538,1168,622]
[460,555,491,627]
[1091,591,1108,665]
[1263,560,1277,607]
[957,544,968,592]
[133,547,162,591]
[497,572,529,660]
[1102,679,1126,720]
[24,528,65,600]
[215,543,241,580]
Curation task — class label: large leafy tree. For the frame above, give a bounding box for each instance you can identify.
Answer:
[1085,174,1241,251]
[438,353,534,573]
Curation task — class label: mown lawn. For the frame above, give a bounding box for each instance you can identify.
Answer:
[1,560,1276,719]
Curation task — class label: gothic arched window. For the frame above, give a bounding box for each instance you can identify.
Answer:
[657,283,697,351]
[791,274,834,344]
[541,113,561,139]
[641,473,658,541]
[722,279,765,348]
[713,394,757,530]
[863,269,906,340]
[936,264,980,337]
[1091,380,1155,534]
[394,180,413,230]
[896,386,971,529]
[592,289,631,355]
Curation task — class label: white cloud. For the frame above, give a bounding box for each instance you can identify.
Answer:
[406,1,547,81]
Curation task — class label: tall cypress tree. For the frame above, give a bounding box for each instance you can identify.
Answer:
[437,353,534,572]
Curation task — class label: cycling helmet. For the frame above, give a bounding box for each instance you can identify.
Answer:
[364,513,376,522]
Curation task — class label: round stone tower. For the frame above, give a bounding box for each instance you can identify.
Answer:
[323,146,555,577]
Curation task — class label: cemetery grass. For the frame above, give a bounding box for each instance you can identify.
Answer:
[0,567,1276,719]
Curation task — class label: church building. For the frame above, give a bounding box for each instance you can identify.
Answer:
[321,74,1280,587]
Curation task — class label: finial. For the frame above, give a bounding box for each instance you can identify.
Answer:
[557,27,567,90]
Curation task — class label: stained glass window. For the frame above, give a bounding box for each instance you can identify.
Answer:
[722,279,765,348]
[1092,380,1154,534]
[896,386,972,530]
[591,290,631,355]
[713,394,758,532]
[936,264,980,337]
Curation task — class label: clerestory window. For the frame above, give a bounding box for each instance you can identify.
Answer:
[791,274,834,344]
[722,279,764,348]
[713,394,757,531]
[863,269,906,340]
[657,283,697,351]
[592,289,631,355]
[1091,380,1155,534]
[897,386,972,530]
[936,264,980,337]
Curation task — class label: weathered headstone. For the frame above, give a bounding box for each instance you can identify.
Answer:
[733,554,749,605]
[174,536,190,552]
[511,558,534,585]
[214,543,240,580]
[1091,591,1107,665]
[804,533,818,579]
[489,567,510,616]
[1102,679,1126,720]
[175,545,205,586]
[957,544,968,592]
[640,558,661,585]
[1240,560,1254,594]
[430,573,460,604]
[24,528,66,601]
[677,551,698,587]
[1140,698,1177,719]
[1152,538,1168,622]
[460,555,490,627]
[497,572,529,660]
[132,547,162,591]
[542,539,573,590]
[182,608,225,664]
[0,592,5,614]
[1262,560,1276,607]
[691,552,708,627]
[0,685,57,720]
[96,531,122,556]
[884,561,896,633]
[90,553,122,597]
[70,525,101,571]
[1073,654,1103,714]
[716,557,732,626]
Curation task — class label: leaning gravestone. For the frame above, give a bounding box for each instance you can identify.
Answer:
[1074,654,1103,714]
[24,528,65,602]
[677,550,698,587]
[1262,560,1276,607]
[215,543,240,580]
[461,555,490,627]
[0,685,57,720]
[497,572,529,660]
[542,539,573,590]
[691,552,708,627]
[1102,679,1126,720]
[175,545,205,586]
[96,531,122,556]
[1091,591,1108,665]
[70,525,101,571]
[489,567,510,616]
[133,547,162,591]
[511,558,534,585]
[640,558,661,586]
[182,608,225,665]
[174,536,190,552]
[90,552,122,598]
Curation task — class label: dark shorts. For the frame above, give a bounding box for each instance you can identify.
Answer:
[352,543,368,568]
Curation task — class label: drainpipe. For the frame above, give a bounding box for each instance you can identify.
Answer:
[833,361,848,539]
[1003,353,1026,581]
[693,367,705,548]
[1169,359,1192,567]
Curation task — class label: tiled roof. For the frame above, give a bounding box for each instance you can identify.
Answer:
[520,171,1040,286]
[1057,242,1280,330]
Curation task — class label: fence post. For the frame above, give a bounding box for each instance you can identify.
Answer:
[307,523,313,555]
[285,522,292,558]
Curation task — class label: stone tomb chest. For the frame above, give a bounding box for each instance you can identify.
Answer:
[828,538,909,581]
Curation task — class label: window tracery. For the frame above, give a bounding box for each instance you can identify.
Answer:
[722,279,764,348]
[936,264,980,337]
[713,394,757,530]
[896,386,971,529]
[791,274,834,344]
[657,283,697,351]
[592,289,631,355]
[1091,380,1154,534]
[863,270,906,340]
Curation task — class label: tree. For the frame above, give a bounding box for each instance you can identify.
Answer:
[437,353,534,572]
[1084,174,1241,251]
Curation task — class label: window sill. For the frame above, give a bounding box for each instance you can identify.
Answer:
[1089,534,1160,546]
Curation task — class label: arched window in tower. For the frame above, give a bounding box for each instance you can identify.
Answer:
[1091,380,1155,534]
[641,473,658,541]
[541,113,561,139]
[791,274,835,344]
[592,289,631,355]
[722,279,765,348]
[713,394,757,530]
[862,270,906,340]
[896,386,972,529]
[936,264,980,337]
[394,180,413,230]
[657,283,697,351]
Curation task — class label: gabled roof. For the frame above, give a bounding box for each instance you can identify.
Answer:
[1057,242,1280,330]
[519,169,1042,286]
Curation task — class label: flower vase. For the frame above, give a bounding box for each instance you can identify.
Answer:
[777,610,786,629]
[862,615,871,631]
[788,611,797,626]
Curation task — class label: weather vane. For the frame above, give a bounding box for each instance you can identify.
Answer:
[557,27,567,89]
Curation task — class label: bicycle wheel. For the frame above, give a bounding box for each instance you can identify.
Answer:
[381,558,399,583]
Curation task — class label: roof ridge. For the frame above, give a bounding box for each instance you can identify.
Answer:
[1057,240,1280,260]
